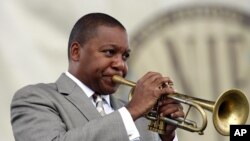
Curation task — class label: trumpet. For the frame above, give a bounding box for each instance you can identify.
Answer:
[112,75,249,136]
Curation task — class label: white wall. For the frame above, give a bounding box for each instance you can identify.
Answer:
[1,0,250,141]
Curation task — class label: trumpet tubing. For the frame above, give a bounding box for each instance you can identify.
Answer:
[112,75,249,136]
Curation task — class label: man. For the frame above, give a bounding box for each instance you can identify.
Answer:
[11,13,184,141]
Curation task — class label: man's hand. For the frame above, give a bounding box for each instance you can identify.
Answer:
[126,72,175,120]
[159,98,184,141]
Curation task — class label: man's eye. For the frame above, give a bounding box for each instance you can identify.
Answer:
[123,53,130,61]
[104,50,115,56]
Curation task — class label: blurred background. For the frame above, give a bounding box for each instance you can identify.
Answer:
[1,0,250,141]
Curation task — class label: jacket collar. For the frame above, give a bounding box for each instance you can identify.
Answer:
[55,73,126,117]
[55,73,101,119]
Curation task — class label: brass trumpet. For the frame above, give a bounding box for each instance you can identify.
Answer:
[112,75,249,136]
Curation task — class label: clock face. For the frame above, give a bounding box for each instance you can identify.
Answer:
[127,6,250,99]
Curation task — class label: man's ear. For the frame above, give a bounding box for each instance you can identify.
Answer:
[70,42,81,61]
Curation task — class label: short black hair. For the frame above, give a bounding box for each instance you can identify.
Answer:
[68,13,126,60]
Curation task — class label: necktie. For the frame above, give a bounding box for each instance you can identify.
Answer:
[93,94,106,116]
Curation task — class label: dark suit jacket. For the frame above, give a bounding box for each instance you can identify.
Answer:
[11,73,161,141]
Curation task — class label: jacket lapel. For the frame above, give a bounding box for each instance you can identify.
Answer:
[56,73,101,120]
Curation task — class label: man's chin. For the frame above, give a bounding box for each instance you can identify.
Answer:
[103,85,118,95]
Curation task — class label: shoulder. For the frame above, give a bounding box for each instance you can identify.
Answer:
[15,82,56,94]
[12,83,57,103]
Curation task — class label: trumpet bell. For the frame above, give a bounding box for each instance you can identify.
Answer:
[213,89,249,136]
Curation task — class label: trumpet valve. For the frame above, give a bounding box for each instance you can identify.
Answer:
[148,119,166,134]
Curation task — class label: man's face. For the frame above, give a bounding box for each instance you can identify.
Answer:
[75,26,130,94]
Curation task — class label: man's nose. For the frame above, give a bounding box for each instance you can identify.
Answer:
[112,55,126,71]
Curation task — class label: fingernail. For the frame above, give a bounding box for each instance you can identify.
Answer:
[171,113,174,117]
[158,101,162,106]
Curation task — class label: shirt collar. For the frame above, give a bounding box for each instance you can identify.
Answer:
[65,72,111,105]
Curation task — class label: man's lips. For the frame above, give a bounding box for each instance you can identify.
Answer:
[102,75,116,85]
[103,74,123,86]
